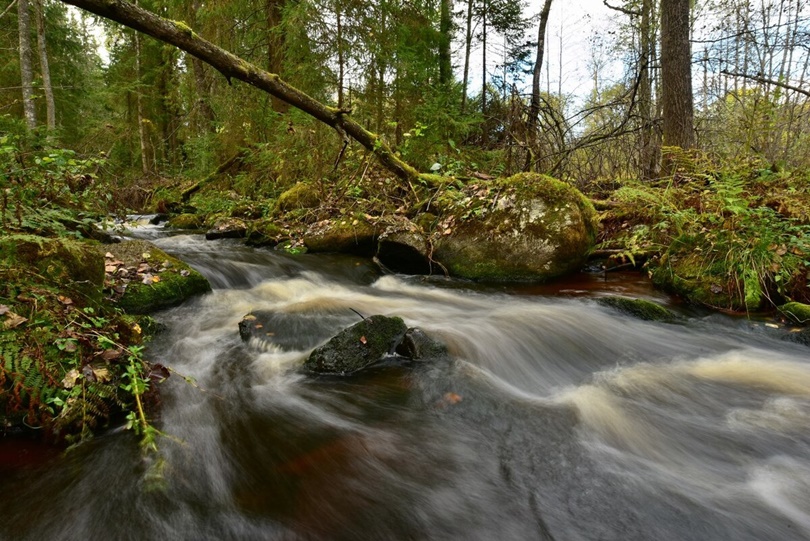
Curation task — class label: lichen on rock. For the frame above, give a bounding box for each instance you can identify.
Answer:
[431,173,598,281]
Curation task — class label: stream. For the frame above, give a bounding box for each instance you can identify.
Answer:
[2,222,810,540]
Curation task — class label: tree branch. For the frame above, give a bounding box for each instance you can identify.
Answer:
[59,0,421,186]
[603,0,641,17]
[0,0,18,19]
[720,70,810,98]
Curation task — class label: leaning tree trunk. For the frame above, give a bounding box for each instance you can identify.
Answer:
[18,0,37,131]
[59,0,421,186]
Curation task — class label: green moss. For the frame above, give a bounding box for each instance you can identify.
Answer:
[167,213,204,229]
[106,240,211,314]
[0,234,105,302]
[276,182,321,212]
[246,219,289,247]
[303,217,377,255]
[779,302,810,325]
[597,296,676,322]
[305,315,407,375]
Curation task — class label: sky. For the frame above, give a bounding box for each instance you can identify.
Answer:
[462,0,623,99]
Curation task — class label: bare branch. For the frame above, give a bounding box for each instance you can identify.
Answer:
[0,0,19,19]
[603,0,641,17]
[721,70,810,98]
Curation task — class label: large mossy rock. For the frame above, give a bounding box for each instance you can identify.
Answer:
[0,234,105,301]
[305,315,408,375]
[303,216,378,255]
[431,173,598,281]
[276,182,321,212]
[106,240,211,314]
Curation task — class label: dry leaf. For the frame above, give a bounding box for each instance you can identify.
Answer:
[254,324,263,329]
[141,274,154,285]
[105,265,118,273]
[0,305,9,316]
[443,392,463,405]
[58,295,73,305]
[151,275,161,283]
[105,252,115,259]
[359,335,368,344]
[3,312,28,329]
[180,269,190,277]
[100,349,122,361]
[62,369,80,388]
[92,366,111,383]
[443,228,452,236]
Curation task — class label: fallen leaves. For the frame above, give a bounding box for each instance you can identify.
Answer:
[2,306,28,330]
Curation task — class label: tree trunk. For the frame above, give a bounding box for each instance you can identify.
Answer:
[460,0,473,113]
[638,0,656,178]
[266,0,289,113]
[660,0,694,150]
[188,0,215,133]
[18,0,37,131]
[134,27,150,175]
[60,0,421,184]
[524,0,553,171]
[34,0,55,132]
[438,0,452,86]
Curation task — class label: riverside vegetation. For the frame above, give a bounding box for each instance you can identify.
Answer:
[2,125,810,446]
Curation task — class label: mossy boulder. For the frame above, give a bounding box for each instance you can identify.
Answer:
[305,315,407,375]
[205,217,248,240]
[779,302,810,325]
[105,240,211,314]
[0,234,105,302]
[649,246,763,312]
[167,213,204,230]
[276,182,321,212]
[245,219,289,247]
[431,173,598,281]
[303,216,378,255]
[596,296,676,322]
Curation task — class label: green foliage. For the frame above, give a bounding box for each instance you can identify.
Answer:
[605,159,810,311]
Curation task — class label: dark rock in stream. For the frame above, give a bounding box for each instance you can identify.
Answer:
[395,327,449,360]
[303,315,447,375]
[305,315,408,375]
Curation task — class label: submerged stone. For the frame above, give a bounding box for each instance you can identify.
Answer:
[239,308,361,351]
[596,296,676,322]
[305,315,407,375]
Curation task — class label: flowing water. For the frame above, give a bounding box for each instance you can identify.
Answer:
[2,223,810,541]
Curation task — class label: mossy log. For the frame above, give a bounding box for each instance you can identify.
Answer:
[61,0,421,189]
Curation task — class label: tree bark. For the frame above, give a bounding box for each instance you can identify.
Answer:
[18,0,37,131]
[60,0,420,184]
[524,0,553,171]
[660,0,694,149]
[438,0,452,86]
[460,0,473,113]
[266,0,289,113]
[34,0,55,131]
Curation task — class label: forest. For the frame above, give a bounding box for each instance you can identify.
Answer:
[1,0,810,441]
